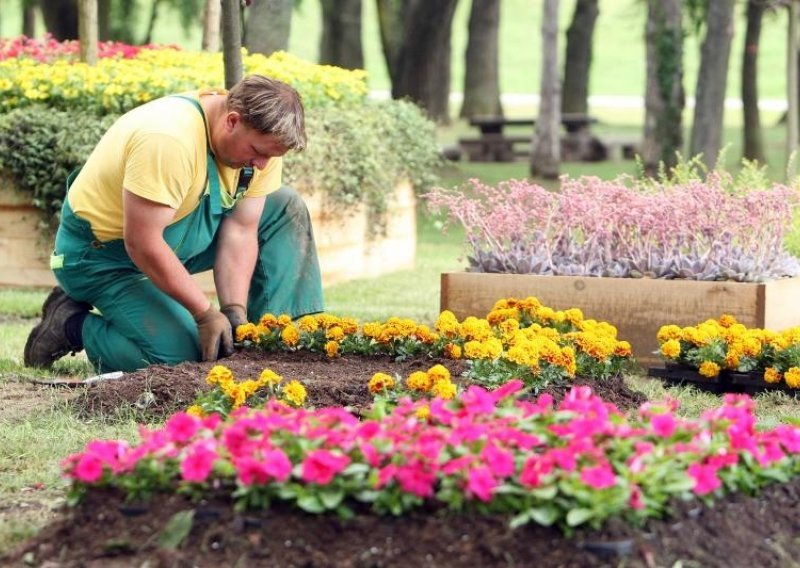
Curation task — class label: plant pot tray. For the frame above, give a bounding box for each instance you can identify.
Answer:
[648,366,798,396]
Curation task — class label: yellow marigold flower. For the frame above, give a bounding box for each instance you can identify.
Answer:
[718,314,738,328]
[281,324,300,347]
[741,336,761,358]
[459,316,491,342]
[282,380,307,406]
[698,361,721,378]
[431,378,457,400]
[464,340,488,360]
[207,365,234,387]
[228,384,247,409]
[235,322,259,342]
[339,317,359,335]
[325,340,340,358]
[259,369,282,386]
[785,367,800,389]
[259,313,279,329]
[723,351,740,370]
[368,372,395,394]
[764,367,782,384]
[506,344,533,366]
[660,339,681,360]
[491,299,510,310]
[297,315,319,332]
[415,405,431,420]
[559,346,577,377]
[535,306,556,323]
[406,371,433,392]
[414,324,436,344]
[435,311,460,338]
[563,308,584,325]
[326,326,345,341]
[427,364,451,383]
[683,327,712,347]
[487,308,516,326]
[444,343,462,359]
[614,340,632,357]
[186,404,205,417]
[484,337,503,360]
[277,314,293,327]
[657,325,682,343]
[362,322,382,338]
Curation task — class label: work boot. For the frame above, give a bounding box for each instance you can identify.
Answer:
[24,287,91,369]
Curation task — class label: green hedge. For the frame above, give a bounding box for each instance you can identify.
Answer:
[0,99,441,237]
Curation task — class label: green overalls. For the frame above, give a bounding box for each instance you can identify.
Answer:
[51,97,323,373]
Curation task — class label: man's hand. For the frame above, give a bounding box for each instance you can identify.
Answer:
[194,306,234,361]
[221,303,248,331]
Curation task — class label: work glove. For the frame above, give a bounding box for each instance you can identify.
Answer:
[221,303,248,331]
[194,305,234,361]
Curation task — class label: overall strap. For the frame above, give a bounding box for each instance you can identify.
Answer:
[171,94,222,215]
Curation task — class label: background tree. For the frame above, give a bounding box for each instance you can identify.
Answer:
[689,0,736,168]
[244,0,293,55]
[78,0,98,64]
[459,0,502,119]
[642,0,684,176]
[375,0,404,89]
[39,0,79,39]
[22,0,38,37]
[530,0,560,179]
[561,0,598,115]
[386,0,459,123]
[319,0,363,69]
[202,0,221,52]
[742,0,767,164]
[221,0,243,88]
[788,0,799,179]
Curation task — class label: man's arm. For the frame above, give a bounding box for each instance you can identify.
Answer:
[123,189,233,360]
[214,195,267,321]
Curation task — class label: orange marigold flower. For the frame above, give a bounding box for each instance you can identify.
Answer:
[444,343,462,359]
[297,315,319,333]
[281,324,300,347]
[614,340,632,357]
[764,367,782,384]
[698,361,721,378]
[325,340,340,358]
[718,314,738,328]
[326,326,345,341]
[660,339,681,360]
[657,325,682,343]
[427,364,451,383]
[368,372,395,394]
[431,378,457,400]
[235,322,259,343]
[259,313,279,329]
[277,314,293,327]
[406,371,433,392]
[785,367,800,389]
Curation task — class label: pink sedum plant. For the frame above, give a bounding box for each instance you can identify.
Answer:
[62,383,800,532]
[425,174,800,282]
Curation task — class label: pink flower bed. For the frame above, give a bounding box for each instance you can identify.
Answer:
[62,383,800,530]
[0,35,168,62]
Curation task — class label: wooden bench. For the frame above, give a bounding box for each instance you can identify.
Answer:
[458,114,598,162]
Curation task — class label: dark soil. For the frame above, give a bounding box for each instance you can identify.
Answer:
[72,348,647,421]
[7,475,800,567]
[9,349,799,567]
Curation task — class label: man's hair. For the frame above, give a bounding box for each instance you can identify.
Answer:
[227,74,307,151]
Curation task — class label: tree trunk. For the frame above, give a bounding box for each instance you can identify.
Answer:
[642,0,684,176]
[689,0,735,169]
[40,0,79,40]
[221,0,243,88]
[142,0,163,45]
[22,0,37,37]
[392,0,459,123]
[788,1,799,180]
[78,0,98,64]
[376,0,404,90]
[319,0,364,69]
[460,0,502,119]
[562,0,598,114]
[202,0,222,52]
[244,0,292,56]
[97,0,110,41]
[742,0,766,164]
[530,0,561,179]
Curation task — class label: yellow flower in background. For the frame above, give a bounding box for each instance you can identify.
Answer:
[339,317,359,335]
[660,339,681,360]
[415,405,431,420]
[368,372,395,394]
[723,351,740,370]
[718,314,738,328]
[281,324,300,347]
[563,308,584,326]
[657,325,682,343]
[435,310,459,338]
[207,365,234,387]
[186,404,205,417]
[297,315,319,333]
[698,361,721,378]
[427,364,451,383]
[785,367,800,389]
[431,378,457,400]
[259,369,282,386]
[325,340,340,358]
[326,326,345,341]
[406,371,433,392]
[764,367,782,384]
[277,314,293,327]
[464,340,488,360]
[614,340,632,357]
[259,313,279,329]
[282,380,308,406]
[235,322,259,342]
[444,343,462,359]
[414,324,436,344]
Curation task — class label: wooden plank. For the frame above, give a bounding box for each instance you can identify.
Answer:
[439,272,800,368]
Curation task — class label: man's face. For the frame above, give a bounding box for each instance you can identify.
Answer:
[217,112,288,170]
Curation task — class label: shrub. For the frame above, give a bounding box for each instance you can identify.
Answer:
[425,171,800,282]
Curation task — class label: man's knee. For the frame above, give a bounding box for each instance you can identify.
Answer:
[265,186,311,223]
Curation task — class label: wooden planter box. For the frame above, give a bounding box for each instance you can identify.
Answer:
[440,272,800,368]
[0,174,416,293]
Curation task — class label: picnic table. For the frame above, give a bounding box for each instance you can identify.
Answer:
[458,114,600,162]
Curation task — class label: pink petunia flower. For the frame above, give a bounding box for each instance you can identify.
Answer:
[74,453,104,483]
[650,413,677,438]
[164,412,200,444]
[180,443,217,483]
[467,465,497,502]
[580,463,617,489]
[301,450,350,485]
[687,462,721,495]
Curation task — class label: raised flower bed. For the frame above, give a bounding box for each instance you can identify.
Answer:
[428,171,800,367]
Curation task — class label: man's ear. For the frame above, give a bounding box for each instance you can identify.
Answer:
[225,111,242,132]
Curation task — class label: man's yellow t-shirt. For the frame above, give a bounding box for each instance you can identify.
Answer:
[68,89,282,242]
